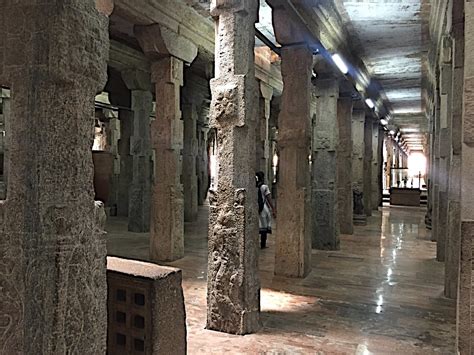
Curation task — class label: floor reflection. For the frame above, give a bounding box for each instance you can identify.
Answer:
[107,205,455,354]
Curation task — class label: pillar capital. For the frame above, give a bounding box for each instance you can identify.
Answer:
[135,24,198,64]
[210,0,259,17]
[121,69,152,92]
[269,1,307,45]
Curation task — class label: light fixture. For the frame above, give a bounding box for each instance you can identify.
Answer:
[380,118,388,126]
[365,98,375,109]
[332,53,349,74]
[389,130,395,136]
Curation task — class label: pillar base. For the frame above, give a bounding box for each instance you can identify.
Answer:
[353,214,367,226]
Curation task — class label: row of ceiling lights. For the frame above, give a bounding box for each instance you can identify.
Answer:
[330,53,411,153]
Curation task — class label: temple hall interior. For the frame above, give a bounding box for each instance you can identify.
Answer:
[0,0,472,354]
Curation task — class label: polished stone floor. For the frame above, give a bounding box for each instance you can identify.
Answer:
[106,205,456,354]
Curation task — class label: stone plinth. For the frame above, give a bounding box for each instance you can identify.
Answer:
[274,45,312,277]
[312,78,340,249]
[107,257,186,354]
[206,0,260,335]
[0,2,110,353]
[337,97,353,235]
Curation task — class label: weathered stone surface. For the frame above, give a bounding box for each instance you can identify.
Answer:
[371,124,383,210]
[107,257,186,355]
[363,116,373,217]
[455,221,473,354]
[206,0,260,335]
[117,109,133,217]
[150,57,185,262]
[135,24,198,64]
[182,102,199,222]
[274,45,312,277]
[0,1,110,353]
[338,98,353,234]
[121,70,153,232]
[312,78,340,249]
[352,109,366,223]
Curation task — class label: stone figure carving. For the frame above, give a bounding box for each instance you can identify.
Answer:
[353,188,365,215]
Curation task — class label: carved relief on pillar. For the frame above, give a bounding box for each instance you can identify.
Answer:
[207,0,261,335]
[0,1,110,353]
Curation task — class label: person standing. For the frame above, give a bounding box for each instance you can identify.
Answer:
[256,171,276,249]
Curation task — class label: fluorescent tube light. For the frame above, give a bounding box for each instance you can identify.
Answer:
[332,54,349,74]
[365,98,375,109]
[380,119,388,126]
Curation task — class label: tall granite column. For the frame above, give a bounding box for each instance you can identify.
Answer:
[445,6,464,300]
[437,61,453,262]
[0,1,111,353]
[363,116,373,217]
[135,24,198,261]
[206,0,260,334]
[352,109,367,224]
[197,104,211,206]
[117,108,133,217]
[312,76,340,249]
[371,123,383,210]
[257,82,274,180]
[270,1,312,277]
[432,92,441,241]
[121,70,152,232]
[456,2,473,352]
[182,100,199,222]
[337,97,354,235]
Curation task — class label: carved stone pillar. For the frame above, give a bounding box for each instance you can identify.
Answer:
[117,108,133,217]
[0,1,111,353]
[456,2,473,353]
[121,70,152,232]
[337,97,353,235]
[371,123,383,210]
[352,109,367,225]
[437,61,453,262]
[135,24,198,261]
[206,0,260,334]
[363,116,373,217]
[312,76,340,249]
[0,89,10,199]
[270,0,312,277]
[274,44,312,276]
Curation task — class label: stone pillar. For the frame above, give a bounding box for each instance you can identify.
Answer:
[270,0,312,277]
[0,1,111,353]
[445,2,466,301]
[337,97,353,234]
[257,82,274,180]
[437,61,453,262]
[206,0,260,335]
[135,24,198,262]
[273,45,312,276]
[117,108,133,217]
[312,77,340,249]
[363,116,373,217]
[456,2,473,352]
[197,104,211,206]
[371,123,383,210]
[182,74,209,221]
[432,94,441,241]
[121,70,153,232]
[182,101,199,222]
[352,109,367,224]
